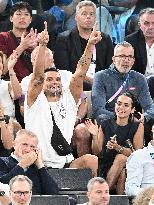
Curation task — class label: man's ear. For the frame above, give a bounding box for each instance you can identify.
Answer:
[112,56,115,64]
[10,16,13,23]
[12,140,16,149]
[138,21,141,28]
[87,191,90,199]
[30,16,32,24]
[75,13,78,22]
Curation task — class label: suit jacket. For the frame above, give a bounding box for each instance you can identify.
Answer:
[125,29,147,74]
[54,27,114,74]
[0,156,59,195]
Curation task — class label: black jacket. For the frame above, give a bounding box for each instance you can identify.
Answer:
[0,156,59,195]
[54,27,114,74]
[125,29,147,74]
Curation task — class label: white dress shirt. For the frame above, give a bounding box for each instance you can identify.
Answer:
[125,142,154,196]
[145,43,154,77]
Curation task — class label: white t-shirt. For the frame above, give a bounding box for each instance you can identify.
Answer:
[24,87,78,168]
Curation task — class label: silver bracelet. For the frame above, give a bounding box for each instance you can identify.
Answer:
[118,146,124,154]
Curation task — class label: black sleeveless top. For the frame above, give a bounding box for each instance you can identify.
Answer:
[98,117,140,178]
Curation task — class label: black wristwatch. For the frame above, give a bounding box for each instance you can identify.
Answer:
[0,191,5,196]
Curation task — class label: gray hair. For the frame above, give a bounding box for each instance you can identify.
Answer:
[139,7,154,19]
[76,0,96,13]
[114,41,134,55]
[87,177,107,192]
[9,175,33,191]
[15,129,38,142]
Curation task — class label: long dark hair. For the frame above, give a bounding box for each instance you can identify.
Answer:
[122,92,136,108]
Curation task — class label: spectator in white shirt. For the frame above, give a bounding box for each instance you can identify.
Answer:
[125,125,154,196]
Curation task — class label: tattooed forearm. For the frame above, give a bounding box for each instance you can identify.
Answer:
[33,76,44,87]
[78,55,91,66]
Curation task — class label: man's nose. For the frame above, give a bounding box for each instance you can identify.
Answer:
[20,14,26,19]
[119,104,124,109]
[25,145,33,152]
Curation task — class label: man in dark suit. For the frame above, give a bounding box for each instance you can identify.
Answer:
[0,129,59,195]
[54,0,114,91]
[125,8,154,99]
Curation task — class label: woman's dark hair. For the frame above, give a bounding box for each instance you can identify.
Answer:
[10,1,32,17]
[121,92,137,108]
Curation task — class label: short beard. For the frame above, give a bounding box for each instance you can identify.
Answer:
[49,90,62,98]
[44,86,62,98]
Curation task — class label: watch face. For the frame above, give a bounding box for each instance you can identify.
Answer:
[0,191,5,196]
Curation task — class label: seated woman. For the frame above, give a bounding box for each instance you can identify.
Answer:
[85,92,144,194]
[0,50,21,119]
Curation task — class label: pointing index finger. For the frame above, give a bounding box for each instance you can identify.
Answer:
[44,21,47,32]
[92,21,98,32]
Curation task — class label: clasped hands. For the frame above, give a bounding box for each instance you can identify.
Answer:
[20,21,49,50]
[18,147,44,170]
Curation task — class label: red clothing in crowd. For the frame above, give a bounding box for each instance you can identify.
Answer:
[0,31,32,82]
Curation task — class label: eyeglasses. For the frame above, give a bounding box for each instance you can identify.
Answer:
[114,55,134,60]
[12,190,32,197]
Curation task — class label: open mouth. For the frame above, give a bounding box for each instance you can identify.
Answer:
[118,110,125,114]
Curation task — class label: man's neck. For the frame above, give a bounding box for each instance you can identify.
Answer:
[145,37,154,48]
[78,26,92,40]
[12,27,27,37]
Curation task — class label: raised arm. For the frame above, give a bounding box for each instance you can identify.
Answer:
[0,188,10,205]
[70,26,102,103]
[85,119,104,156]
[133,122,144,150]
[27,22,49,107]
[1,120,14,150]
[0,106,14,150]
[8,51,22,100]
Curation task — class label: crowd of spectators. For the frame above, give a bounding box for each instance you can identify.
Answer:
[0,0,154,205]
